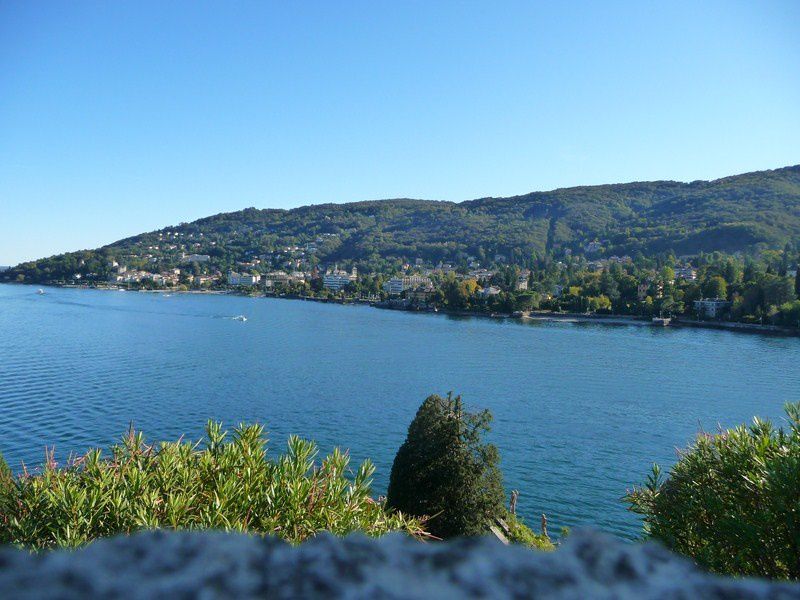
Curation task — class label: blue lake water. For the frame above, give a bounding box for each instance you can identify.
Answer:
[1,283,798,538]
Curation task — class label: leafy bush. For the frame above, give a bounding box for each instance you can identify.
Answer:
[0,451,9,483]
[0,450,11,514]
[625,403,800,580]
[387,393,505,538]
[503,513,554,550]
[0,423,426,550]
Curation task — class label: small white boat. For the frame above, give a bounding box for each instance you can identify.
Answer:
[36,289,45,295]
[232,315,247,322]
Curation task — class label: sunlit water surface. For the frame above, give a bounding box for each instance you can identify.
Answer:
[1,283,798,537]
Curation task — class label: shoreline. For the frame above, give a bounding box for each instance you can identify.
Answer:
[8,281,800,338]
[380,304,800,336]
[525,311,800,337]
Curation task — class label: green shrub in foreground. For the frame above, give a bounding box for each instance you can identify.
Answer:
[0,451,10,483]
[0,423,426,550]
[625,402,800,580]
[503,513,554,551]
[387,393,506,539]
[0,451,12,523]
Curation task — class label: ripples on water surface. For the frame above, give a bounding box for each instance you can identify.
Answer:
[1,283,798,537]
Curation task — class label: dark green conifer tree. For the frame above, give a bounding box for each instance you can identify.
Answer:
[795,268,800,299]
[387,393,505,538]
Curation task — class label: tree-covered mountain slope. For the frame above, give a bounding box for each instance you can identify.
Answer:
[6,165,800,280]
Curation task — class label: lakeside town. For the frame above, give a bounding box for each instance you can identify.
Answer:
[7,230,799,334]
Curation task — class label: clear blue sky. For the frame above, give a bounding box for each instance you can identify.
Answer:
[1,1,799,265]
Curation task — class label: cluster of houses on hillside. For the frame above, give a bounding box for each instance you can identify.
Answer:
[226,266,360,291]
[227,270,308,288]
[107,262,183,286]
[93,246,746,321]
[101,255,558,304]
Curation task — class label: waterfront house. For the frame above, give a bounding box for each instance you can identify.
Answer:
[323,267,357,291]
[383,275,432,296]
[263,271,292,287]
[409,283,436,304]
[694,298,732,319]
[228,272,261,286]
[479,286,502,298]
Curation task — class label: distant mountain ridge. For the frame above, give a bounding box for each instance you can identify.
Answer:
[6,165,800,280]
[123,165,800,258]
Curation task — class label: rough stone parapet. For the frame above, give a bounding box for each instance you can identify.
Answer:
[0,529,797,599]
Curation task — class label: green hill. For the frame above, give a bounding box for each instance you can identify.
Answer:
[6,165,800,282]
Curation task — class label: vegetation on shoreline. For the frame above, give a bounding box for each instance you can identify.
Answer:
[407,251,800,327]
[0,423,426,550]
[626,402,800,580]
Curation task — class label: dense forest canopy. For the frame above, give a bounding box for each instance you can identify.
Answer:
[6,165,800,280]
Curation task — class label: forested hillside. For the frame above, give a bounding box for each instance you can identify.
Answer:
[6,165,800,281]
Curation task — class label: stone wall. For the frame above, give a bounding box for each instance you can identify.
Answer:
[0,529,797,598]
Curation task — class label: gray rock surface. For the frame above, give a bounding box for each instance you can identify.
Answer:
[0,529,797,599]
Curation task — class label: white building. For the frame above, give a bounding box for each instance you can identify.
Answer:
[323,267,357,291]
[694,298,731,319]
[181,254,211,263]
[383,275,432,296]
[227,272,261,286]
[674,266,697,281]
[263,271,291,286]
[469,268,495,281]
